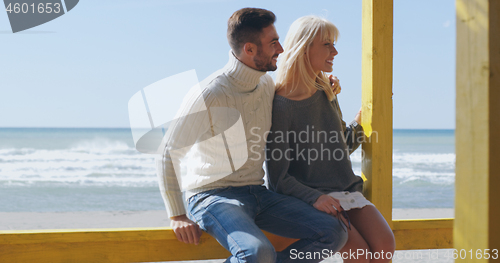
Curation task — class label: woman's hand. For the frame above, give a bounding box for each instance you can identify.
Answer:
[313,194,343,216]
[329,75,341,95]
[354,107,361,124]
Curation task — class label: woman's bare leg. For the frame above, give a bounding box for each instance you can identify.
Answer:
[346,205,395,263]
[338,223,371,263]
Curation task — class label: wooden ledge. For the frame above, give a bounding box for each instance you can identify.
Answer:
[0,219,453,262]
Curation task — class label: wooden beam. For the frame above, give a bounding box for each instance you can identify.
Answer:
[361,0,394,226]
[392,219,453,250]
[455,0,500,261]
[393,219,454,230]
[0,228,225,262]
[393,228,453,250]
[0,220,453,262]
[0,228,296,263]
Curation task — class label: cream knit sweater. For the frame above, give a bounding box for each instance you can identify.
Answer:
[156,51,275,217]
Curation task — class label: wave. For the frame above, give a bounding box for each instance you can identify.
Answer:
[350,151,455,185]
[0,138,157,187]
[69,139,133,154]
[350,152,455,164]
[0,177,158,187]
[1,141,456,187]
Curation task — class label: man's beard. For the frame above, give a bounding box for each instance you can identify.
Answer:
[254,48,277,72]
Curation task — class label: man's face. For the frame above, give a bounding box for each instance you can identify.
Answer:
[253,24,283,72]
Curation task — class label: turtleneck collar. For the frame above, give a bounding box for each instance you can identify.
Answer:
[224,50,267,92]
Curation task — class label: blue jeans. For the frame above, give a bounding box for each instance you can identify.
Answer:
[187,185,347,263]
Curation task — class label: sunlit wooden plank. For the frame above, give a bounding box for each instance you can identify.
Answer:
[455,0,500,261]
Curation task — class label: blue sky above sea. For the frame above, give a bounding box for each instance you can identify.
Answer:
[0,0,455,129]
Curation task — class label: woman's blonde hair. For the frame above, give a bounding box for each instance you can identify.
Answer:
[275,15,339,101]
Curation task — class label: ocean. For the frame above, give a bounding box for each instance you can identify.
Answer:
[0,128,455,212]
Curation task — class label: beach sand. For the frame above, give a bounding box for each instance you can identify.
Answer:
[0,209,455,263]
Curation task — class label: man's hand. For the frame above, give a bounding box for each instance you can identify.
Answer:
[170,214,203,245]
[313,194,343,216]
[329,75,341,95]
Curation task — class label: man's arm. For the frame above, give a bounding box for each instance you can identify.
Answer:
[157,127,204,245]
[157,89,219,245]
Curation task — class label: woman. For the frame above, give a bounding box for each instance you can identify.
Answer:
[266,16,395,263]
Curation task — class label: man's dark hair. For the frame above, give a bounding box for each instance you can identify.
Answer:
[227,8,276,55]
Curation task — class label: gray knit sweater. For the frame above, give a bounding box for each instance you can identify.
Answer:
[266,90,364,205]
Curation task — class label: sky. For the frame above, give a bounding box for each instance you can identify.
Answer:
[0,0,456,129]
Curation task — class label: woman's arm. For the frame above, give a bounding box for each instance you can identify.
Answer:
[333,98,365,154]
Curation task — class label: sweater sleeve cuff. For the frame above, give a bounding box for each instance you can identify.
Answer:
[349,120,362,132]
[164,192,187,217]
[303,190,324,206]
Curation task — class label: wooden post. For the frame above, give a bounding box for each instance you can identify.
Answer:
[361,0,394,227]
[455,0,500,261]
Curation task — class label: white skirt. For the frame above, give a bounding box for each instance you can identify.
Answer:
[327,191,374,211]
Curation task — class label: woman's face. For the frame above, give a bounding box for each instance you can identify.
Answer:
[308,33,338,74]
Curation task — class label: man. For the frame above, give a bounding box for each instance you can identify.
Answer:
[157,8,347,263]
